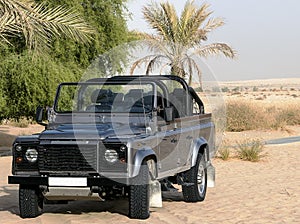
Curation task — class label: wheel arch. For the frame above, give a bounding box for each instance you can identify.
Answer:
[130,147,157,179]
[191,137,210,167]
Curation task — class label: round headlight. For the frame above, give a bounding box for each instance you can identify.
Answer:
[104,149,118,163]
[25,148,38,163]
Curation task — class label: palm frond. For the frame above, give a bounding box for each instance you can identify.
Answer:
[194,17,225,42]
[183,56,202,85]
[143,2,178,43]
[142,3,167,40]
[31,3,94,42]
[179,1,211,46]
[160,1,178,42]
[138,34,175,61]
[193,43,236,58]
[130,54,168,75]
[0,0,94,51]
[145,55,168,75]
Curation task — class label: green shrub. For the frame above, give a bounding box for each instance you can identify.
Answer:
[0,51,82,120]
[221,87,229,92]
[232,87,240,92]
[236,139,265,162]
[217,147,231,161]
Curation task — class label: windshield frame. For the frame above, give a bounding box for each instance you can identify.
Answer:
[53,81,157,114]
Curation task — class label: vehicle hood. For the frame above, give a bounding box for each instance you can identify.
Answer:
[39,123,144,140]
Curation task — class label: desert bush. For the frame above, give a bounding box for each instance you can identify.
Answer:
[225,100,263,131]
[217,147,231,161]
[9,117,32,128]
[236,139,265,162]
[221,87,229,92]
[225,99,300,131]
[232,87,239,92]
[275,106,300,126]
[194,86,203,92]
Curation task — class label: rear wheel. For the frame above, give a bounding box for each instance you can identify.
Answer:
[19,185,43,218]
[129,160,150,219]
[182,153,207,202]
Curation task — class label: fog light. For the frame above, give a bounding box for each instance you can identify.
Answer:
[104,149,118,163]
[25,148,38,163]
[16,157,23,163]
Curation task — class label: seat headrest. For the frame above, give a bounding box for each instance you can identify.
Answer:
[91,89,112,103]
[142,95,153,106]
[113,93,124,102]
[128,89,144,96]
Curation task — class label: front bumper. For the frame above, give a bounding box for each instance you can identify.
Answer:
[8,175,127,187]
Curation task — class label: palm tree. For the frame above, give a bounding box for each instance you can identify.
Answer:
[0,0,94,52]
[130,0,236,85]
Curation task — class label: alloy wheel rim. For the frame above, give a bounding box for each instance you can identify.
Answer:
[197,164,205,195]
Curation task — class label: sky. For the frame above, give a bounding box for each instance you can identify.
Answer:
[126,0,300,81]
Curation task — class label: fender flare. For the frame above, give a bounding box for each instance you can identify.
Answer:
[130,147,157,178]
[191,137,209,167]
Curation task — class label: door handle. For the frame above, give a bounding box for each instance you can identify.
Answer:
[186,135,193,140]
[171,138,177,143]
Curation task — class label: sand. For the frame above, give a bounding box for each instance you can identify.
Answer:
[0,140,299,223]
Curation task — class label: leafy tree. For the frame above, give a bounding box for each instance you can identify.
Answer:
[0,0,131,120]
[0,50,82,119]
[36,0,130,68]
[130,0,236,85]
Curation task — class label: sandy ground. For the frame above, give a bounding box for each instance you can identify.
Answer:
[0,124,45,154]
[0,141,299,223]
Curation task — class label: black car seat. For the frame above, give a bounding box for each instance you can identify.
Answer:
[86,89,113,112]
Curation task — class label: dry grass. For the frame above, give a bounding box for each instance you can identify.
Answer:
[225,99,300,131]
[216,143,231,161]
[236,139,265,162]
[8,117,32,128]
[217,139,266,162]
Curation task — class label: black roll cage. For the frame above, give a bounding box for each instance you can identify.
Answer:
[54,75,205,115]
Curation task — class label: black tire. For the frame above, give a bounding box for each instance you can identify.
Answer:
[182,153,207,202]
[19,185,43,218]
[128,161,150,219]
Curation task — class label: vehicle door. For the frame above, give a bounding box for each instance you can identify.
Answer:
[169,87,194,170]
[155,89,180,176]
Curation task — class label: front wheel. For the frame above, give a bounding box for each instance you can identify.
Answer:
[19,185,44,218]
[182,153,207,202]
[128,160,150,219]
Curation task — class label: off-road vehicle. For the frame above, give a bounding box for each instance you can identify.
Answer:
[8,75,216,219]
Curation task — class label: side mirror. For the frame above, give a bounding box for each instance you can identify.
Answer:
[164,106,174,122]
[36,106,47,126]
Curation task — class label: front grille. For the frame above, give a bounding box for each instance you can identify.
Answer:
[38,144,97,174]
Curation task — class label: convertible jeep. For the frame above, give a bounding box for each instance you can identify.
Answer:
[8,75,216,219]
